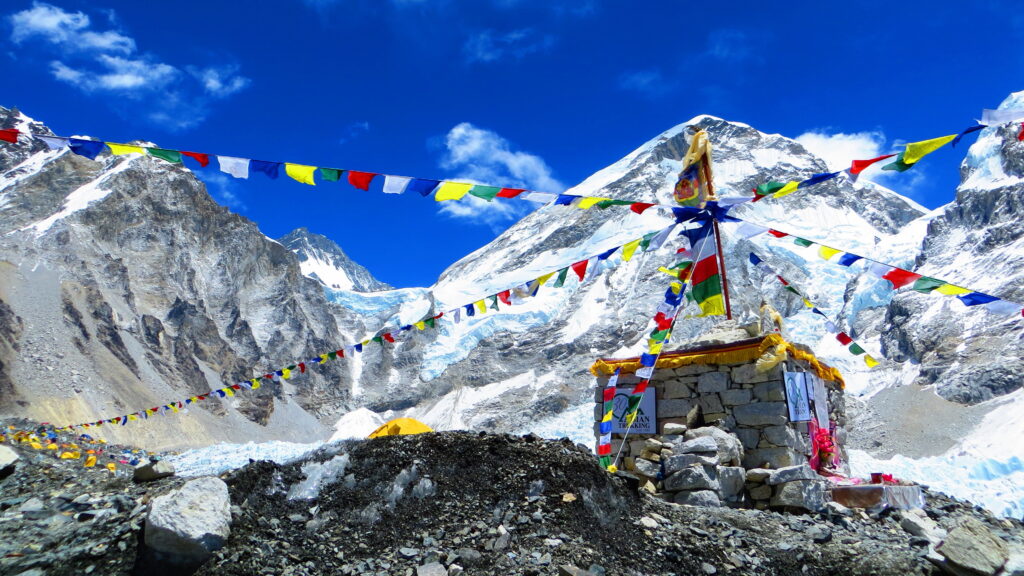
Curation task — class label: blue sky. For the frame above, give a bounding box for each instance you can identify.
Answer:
[3,0,1022,288]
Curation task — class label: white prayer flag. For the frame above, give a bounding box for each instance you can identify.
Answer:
[218,156,250,179]
[383,175,411,194]
[981,108,1024,126]
[984,300,1021,316]
[37,135,69,150]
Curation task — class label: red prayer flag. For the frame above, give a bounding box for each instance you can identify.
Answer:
[336,349,345,358]
[850,154,897,175]
[602,387,615,402]
[231,384,242,390]
[632,380,649,395]
[630,202,655,214]
[496,188,525,198]
[597,444,611,456]
[347,171,377,191]
[498,290,511,305]
[768,229,789,238]
[776,275,789,286]
[1018,123,1024,142]
[383,333,395,343]
[180,151,210,167]
[0,128,18,143]
[882,268,922,289]
[571,259,589,281]
[264,374,273,380]
[298,362,306,373]
[836,332,853,345]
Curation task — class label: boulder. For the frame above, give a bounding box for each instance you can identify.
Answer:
[770,480,826,512]
[664,466,718,492]
[661,422,687,435]
[0,445,19,480]
[699,394,724,414]
[761,425,799,448]
[685,427,743,465]
[145,477,231,565]
[745,468,772,482]
[732,402,787,427]
[718,467,746,500]
[674,436,718,455]
[734,428,760,450]
[673,490,721,507]
[742,448,800,470]
[748,484,772,500]
[732,363,781,384]
[417,562,448,576]
[936,518,1009,576]
[134,460,176,482]
[766,464,819,486]
[899,509,947,546]
[632,457,660,479]
[663,453,718,475]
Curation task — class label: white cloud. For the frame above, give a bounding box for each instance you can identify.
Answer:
[8,1,248,129]
[437,122,563,228]
[463,28,554,63]
[618,68,674,98]
[795,129,930,200]
[338,120,371,145]
[198,172,247,212]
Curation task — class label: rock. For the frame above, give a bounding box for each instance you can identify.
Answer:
[732,363,781,384]
[673,490,721,507]
[0,445,19,479]
[638,516,658,529]
[632,457,660,479]
[399,547,421,558]
[664,453,718,474]
[664,466,719,491]
[701,562,717,574]
[456,548,482,566]
[807,525,832,544]
[770,480,826,512]
[448,564,464,576]
[742,448,800,469]
[685,427,743,465]
[718,467,745,500]
[558,565,588,576]
[753,380,786,402]
[936,518,1009,576]
[734,428,760,450]
[1004,544,1024,576]
[18,497,51,520]
[657,399,695,419]
[900,509,947,546]
[761,425,800,448]
[766,464,819,485]
[732,402,788,427]
[720,389,752,406]
[662,422,687,435]
[494,524,511,550]
[825,501,852,517]
[699,394,724,415]
[748,484,772,500]
[745,468,772,482]
[674,436,718,455]
[145,477,231,565]
[133,460,176,483]
[697,371,729,393]
[416,562,448,576]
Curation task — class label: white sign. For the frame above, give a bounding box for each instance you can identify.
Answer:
[811,374,829,425]
[784,371,811,422]
[611,387,656,434]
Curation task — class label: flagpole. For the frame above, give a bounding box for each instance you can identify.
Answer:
[699,146,733,320]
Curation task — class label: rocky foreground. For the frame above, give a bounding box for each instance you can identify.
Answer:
[1,425,1022,576]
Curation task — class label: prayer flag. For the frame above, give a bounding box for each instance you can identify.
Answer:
[475,300,487,314]
[251,160,281,179]
[181,151,210,167]
[218,156,250,178]
[496,188,525,198]
[148,148,182,164]
[850,154,896,175]
[498,290,511,305]
[818,246,841,260]
[734,222,768,239]
[864,355,880,368]
[848,343,866,355]
[768,229,789,238]
[578,197,611,210]
[903,135,956,165]
[622,239,641,261]
[68,138,105,160]
[799,172,839,188]
[522,192,556,203]
[755,181,786,196]
[38,135,69,150]
[749,253,763,266]
[630,202,655,214]
[981,108,1024,126]
[553,267,569,288]
[382,175,410,194]
[554,194,578,206]
[882,152,914,172]
[793,238,813,247]
[952,125,984,147]
[319,168,342,182]
[882,268,921,289]
[682,221,724,316]
[836,332,853,345]
[0,128,18,143]
[407,178,439,197]
[347,171,376,190]
[985,300,1021,315]
[285,163,317,185]
[958,292,998,307]
[772,181,800,198]
[936,283,971,295]
[435,182,473,201]
[911,276,945,293]
[107,143,144,156]
[836,253,862,266]
[571,260,589,281]
[468,185,500,201]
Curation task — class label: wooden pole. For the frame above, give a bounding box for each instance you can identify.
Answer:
[699,151,733,320]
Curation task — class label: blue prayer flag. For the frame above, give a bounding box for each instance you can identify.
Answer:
[407,179,440,197]
[952,125,985,147]
[958,292,998,307]
[749,253,763,266]
[836,253,863,266]
[69,138,105,160]
[250,160,281,179]
[640,353,657,367]
[555,194,579,206]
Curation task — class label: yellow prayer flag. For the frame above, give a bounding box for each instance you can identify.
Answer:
[414,321,426,330]
[818,246,841,260]
[475,300,487,314]
[622,239,641,262]
[648,341,663,355]
[282,368,292,380]
[772,181,800,198]
[285,163,317,185]
[434,182,473,201]
[106,463,117,472]
[577,197,611,210]
[802,298,814,308]
[903,134,957,165]
[657,267,679,277]
[170,404,179,413]
[251,379,261,390]
[84,455,97,468]
[536,272,556,285]
[30,442,42,450]
[670,282,683,294]
[864,355,880,368]
[46,443,57,450]
[107,143,144,156]
[60,451,81,459]
[698,294,727,317]
[936,284,971,295]
[602,408,613,423]
[223,387,235,397]
[128,414,138,421]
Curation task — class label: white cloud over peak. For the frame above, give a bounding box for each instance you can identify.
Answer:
[437,122,564,229]
[463,28,555,64]
[8,1,248,130]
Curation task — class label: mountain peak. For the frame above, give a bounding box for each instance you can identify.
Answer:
[278,228,391,293]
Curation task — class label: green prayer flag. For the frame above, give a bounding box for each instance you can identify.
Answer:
[424,317,435,328]
[848,343,865,355]
[319,168,342,182]
[328,351,338,359]
[599,455,611,468]
[372,336,383,344]
[755,181,786,196]
[793,238,813,247]
[640,231,657,250]
[691,274,722,304]
[882,152,913,172]
[912,276,946,293]
[649,328,670,341]
[785,286,800,295]
[468,185,500,201]
[595,199,633,210]
[148,148,182,164]
[489,295,499,310]
[553,267,569,288]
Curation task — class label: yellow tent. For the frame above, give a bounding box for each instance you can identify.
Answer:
[367,418,433,438]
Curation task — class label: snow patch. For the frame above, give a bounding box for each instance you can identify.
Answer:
[166,440,323,477]
[24,157,135,233]
[329,407,386,442]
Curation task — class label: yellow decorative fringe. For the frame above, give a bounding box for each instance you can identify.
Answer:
[589,333,844,388]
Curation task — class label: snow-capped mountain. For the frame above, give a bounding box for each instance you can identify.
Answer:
[279,228,391,293]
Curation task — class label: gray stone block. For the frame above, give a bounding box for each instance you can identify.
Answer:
[664,453,718,475]
[770,480,826,512]
[674,436,718,455]
[766,464,819,485]
[732,362,781,384]
[734,428,760,450]
[760,425,798,448]
[745,468,772,482]
[742,447,801,470]
[720,388,752,406]
[936,518,1009,576]
[733,402,787,426]
[697,371,729,394]
[674,364,715,376]
[698,393,724,414]
[673,490,721,507]
[633,457,661,479]
[657,399,694,419]
[718,467,745,500]
[664,466,719,492]
[662,380,694,399]
[753,380,786,402]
